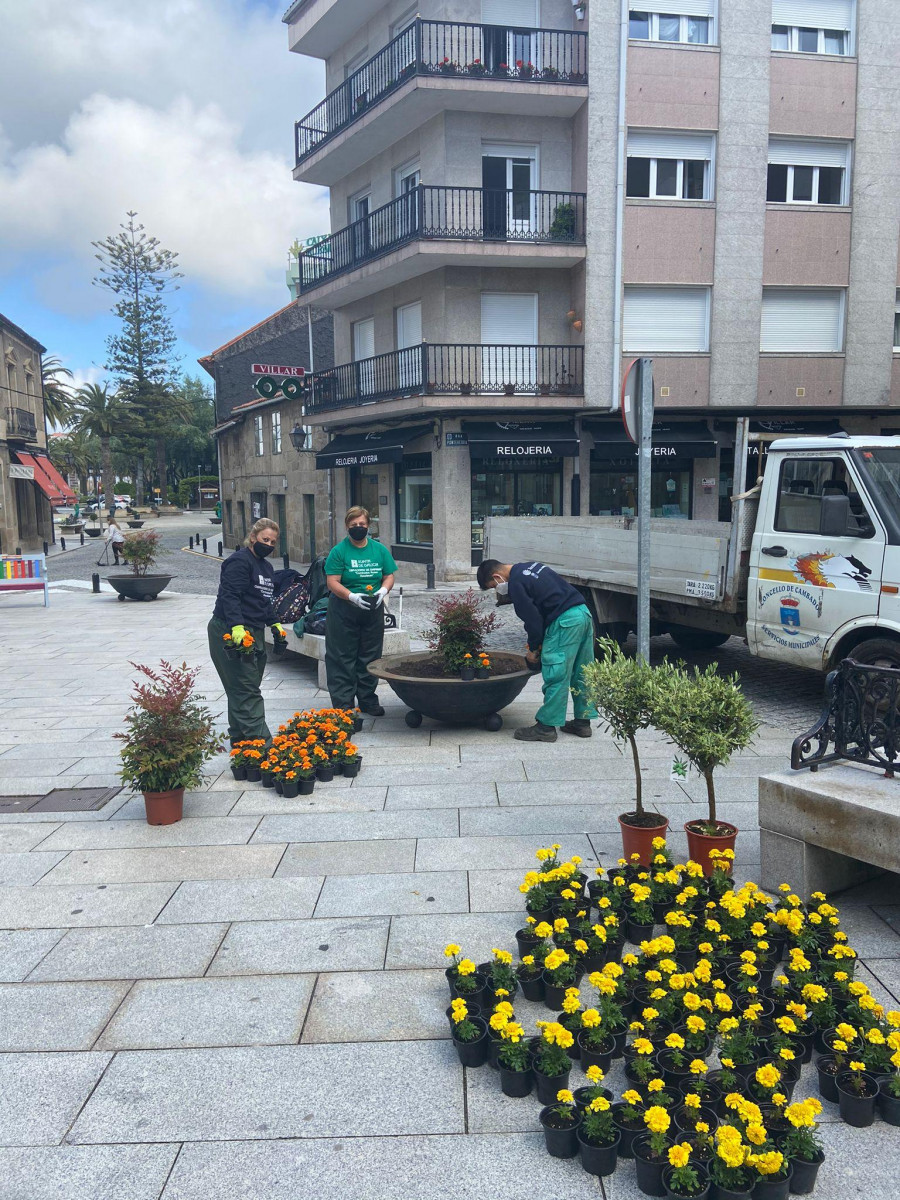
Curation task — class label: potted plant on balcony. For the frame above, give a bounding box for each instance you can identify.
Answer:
[541,64,561,82]
[109,529,174,602]
[581,639,669,864]
[118,660,223,825]
[466,58,487,76]
[650,662,758,873]
[437,56,458,75]
[549,201,577,241]
[516,58,535,79]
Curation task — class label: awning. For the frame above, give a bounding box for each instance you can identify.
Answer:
[587,419,716,461]
[11,451,73,504]
[749,418,844,437]
[463,421,579,459]
[315,424,431,470]
[33,454,77,502]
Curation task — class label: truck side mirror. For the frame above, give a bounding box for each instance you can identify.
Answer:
[819,492,852,538]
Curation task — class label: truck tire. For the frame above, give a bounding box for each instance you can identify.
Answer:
[668,625,730,651]
[843,637,900,670]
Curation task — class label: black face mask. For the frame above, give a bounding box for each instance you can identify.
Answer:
[253,541,274,558]
[347,525,368,542]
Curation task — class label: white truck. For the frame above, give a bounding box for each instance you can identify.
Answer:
[483,434,900,672]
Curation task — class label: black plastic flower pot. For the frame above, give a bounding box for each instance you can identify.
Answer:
[515,928,541,959]
[517,971,544,1002]
[460,667,476,681]
[273,776,284,795]
[633,1134,673,1198]
[578,1031,615,1072]
[750,1169,792,1200]
[526,905,553,925]
[786,1151,824,1195]
[534,1065,571,1105]
[674,1105,718,1136]
[452,1018,489,1067]
[709,1183,753,1200]
[875,1078,900,1125]
[612,1106,644,1159]
[539,1107,582,1159]
[541,973,570,1010]
[298,777,315,795]
[663,1165,711,1200]
[281,782,298,798]
[230,765,247,781]
[835,1071,879,1127]
[316,765,334,782]
[627,918,655,944]
[578,1128,621,1177]
[445,967,486,1008]
[656,1050,693,1089]
[261,772,275,789]
[499,1062,534,1097]
[343,760,361,778]
[574,1085,614,1110]
[815,1054,839,1102]
[244,767,261,783]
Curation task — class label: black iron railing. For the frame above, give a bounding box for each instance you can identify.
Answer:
[295,18,588,165]
[298,186,586,291]
[792,658,900,774]
[5,407,38,439]
[307,343,584,414]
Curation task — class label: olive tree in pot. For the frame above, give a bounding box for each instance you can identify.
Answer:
[117,661,224,824]
[580,639,668,865]
[650,662,758,874]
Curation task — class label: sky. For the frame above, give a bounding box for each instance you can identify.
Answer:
[0,0,329,389]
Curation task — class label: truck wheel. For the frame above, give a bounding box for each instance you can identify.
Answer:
[668,626,730,651]
[843,637,900,670]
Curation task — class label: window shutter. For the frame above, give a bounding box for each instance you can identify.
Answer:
[481,293,538,343]
[768,139,850,168]
[481,0,539,25]
[628,130,715,160]
[636,0,715,14]
[760,289,844,352]
[771,0,853,29]
[353,318,375,361]
[623,287,710,353]
[396,302,422,349]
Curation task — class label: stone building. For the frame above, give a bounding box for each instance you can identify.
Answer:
[200,301,335,563]
[284,0,900,579]
[0,314,63,554]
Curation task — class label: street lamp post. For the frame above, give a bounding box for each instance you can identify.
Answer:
[198,463,202,512]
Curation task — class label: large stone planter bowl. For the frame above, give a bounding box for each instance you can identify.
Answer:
[368,651,531,730]
[108,574,173,602]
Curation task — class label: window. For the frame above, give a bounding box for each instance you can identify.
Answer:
[471,458,564,546]
[254,415,264,456]
[623,287,711,353]
[590,460,693,519]
[481,292,538,388]
[894,291,900,352]
[397,454,433,545]
[627,131,714,200]
[760,289,845,352]
[767,139,850,204]
[353,317,375,361]
[771,1,854,54]
[775,457,874,537]
[271,411,282,454]
[628,7,714,44]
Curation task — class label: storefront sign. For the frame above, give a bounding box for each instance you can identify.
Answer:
[8,464,34,480]
[463,421,579,458]
[251,363,305,377]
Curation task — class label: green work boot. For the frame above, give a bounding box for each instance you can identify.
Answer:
[561,719,593,738]
[514,722,558,743]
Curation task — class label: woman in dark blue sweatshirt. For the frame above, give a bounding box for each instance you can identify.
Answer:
[208,518,285,746]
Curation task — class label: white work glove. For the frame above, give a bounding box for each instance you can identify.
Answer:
[371,587,388,609]
[348,592,372,610]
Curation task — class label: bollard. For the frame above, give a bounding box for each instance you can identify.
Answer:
[91,573,100,594]
[189,536,194,549]
[202,538,207,554]
[59,538,65,552]
[15,545,21,556]
[43,541,49,556]
[80,533,85,546]
[218,541,223,557]
[282,554,289,571]
[426,562,436,590]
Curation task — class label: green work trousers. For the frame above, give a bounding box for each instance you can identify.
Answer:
[325,596,384,710]
[535,603,599,728]
[208,617,271,744]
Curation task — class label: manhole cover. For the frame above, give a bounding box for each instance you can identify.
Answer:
[27,787,122,813]
[0,796,43,813]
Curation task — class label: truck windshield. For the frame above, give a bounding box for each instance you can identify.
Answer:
[855,448,900,542]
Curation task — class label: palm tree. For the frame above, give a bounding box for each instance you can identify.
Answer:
[48,429,98,497]
[41,355,75,430]
[73,383,119,512]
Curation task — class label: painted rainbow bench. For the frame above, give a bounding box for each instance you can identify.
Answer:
[0,554,49,606]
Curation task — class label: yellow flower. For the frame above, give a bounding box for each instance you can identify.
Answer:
[522,954,534,966]
[590,1095,611,1112]
[683,1093,701,1109]
[585,1064,605,1083]
[746,1123,767,1146]
[633,1037,655,1056]
[647,1078,665,1093]
[444,943,461,957]
[582,1008,602,1029]
[665,1032,686,1051]
[457,959,476,977]
[491,948,513,966]
[849,1060,866,1072]
[751,1151,785,1177]
[622,1089,642,1106]
[556,1089,574,1105]
[668,1143,692,1169]
[645,1106,671,1134]
[562,994,581,1015]
[689,1059,708,1075]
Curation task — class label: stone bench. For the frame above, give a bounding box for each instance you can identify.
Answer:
[264,624,410,688]
[759,764,900,894]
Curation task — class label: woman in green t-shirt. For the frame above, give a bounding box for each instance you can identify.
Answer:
[324,505,397,715]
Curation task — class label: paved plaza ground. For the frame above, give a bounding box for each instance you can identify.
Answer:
[0,570,898,1199]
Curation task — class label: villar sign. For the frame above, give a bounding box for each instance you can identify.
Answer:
[251,364,305,377]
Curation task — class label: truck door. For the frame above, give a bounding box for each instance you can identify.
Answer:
[747,453,884,669]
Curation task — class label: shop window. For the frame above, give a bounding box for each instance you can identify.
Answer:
[350,466,381,539]
[590,458,692,519]
[471,457,563,546]
[397,454,432,545]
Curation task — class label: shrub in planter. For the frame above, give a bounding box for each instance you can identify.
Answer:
[448,998,489,1067]
[578,1092,620,1177]
[708,1125,755,1198]
[779,1098,825,1195]
[747,1150,792,1200]
[422,590,498,674]
[119,529,163,576]
[578,1006,616,1071]
[117,660,223,825]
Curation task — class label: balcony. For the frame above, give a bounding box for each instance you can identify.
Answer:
[307,343,584,417]
[297,186,586,303]
[294,19,588,184]
[5,407,38,441]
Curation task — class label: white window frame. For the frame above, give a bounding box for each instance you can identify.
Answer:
[771,25,851,54]
[893,291,900,353]
[628,155,711,200]
[254,415,264,456]
[623,286,711,353]
[760,288,846,354]
[771,163,847,204]
[767,139,851,205]
[628,11,716,46]
[271,410,282,455]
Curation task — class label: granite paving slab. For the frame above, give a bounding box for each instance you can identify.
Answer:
[384,783,499,808]
[357,761,528,785]
[109,791,240,820]
[414,833,596,873]
[37,816,262,851]
[274,838,415,877]
[29,922,229,982]
[0,758,81,778]
[461,802,696,838]
[0,850,69,885]
[155,876,324,924]
[0,881,177,928]
[0,929,66,983]
[97,973,316,1050]
[313,870,469,918]
[0,1051,112,1146]
[250,809,457,844]
[0,823,61,852]
[465,1061,542,1133]
[68,1041,463,1143]
[208,916,390,976]
[0,980,130,1051]
[40,843,286,885]
[302,968,447,1043]
[0,1144,179,1200]
[468,868,531,913]
[386,911,522,969]
[229,786,388,816]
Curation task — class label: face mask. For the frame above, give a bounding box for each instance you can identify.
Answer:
[253,542,274,558]
[494,580,509,596]
[348,525,368,542]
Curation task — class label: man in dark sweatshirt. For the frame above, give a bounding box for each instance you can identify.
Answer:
[477,558,598,742]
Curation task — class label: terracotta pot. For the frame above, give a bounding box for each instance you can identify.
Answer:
[684,820,738,876]
[619,813,669,867]
[143,787,184,825]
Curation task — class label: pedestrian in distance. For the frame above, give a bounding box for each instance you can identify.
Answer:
[207,517,286,747]
[477,558,599,742]
[105,519,126,566]
[324,506,396,716]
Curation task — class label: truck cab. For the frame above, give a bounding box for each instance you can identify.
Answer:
[747,435,900,670]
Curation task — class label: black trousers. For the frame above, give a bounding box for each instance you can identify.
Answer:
[325,597,384,710]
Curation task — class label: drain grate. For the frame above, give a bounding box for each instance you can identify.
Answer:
[0,787,121,813]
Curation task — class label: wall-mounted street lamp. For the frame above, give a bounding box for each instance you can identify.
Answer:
[289,422,307,452]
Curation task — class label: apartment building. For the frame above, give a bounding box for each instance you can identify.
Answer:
[0,314,61,554]
[285,0,900,579]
